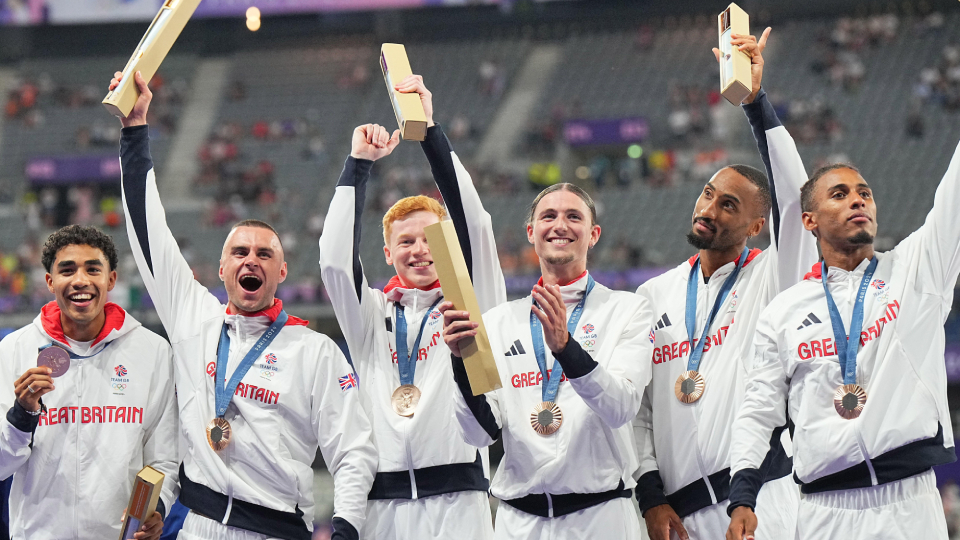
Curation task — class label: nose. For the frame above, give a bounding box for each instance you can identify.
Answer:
[414,238,430,255]
[849,192,866,209]
[72,269,92,288]
[697,199,720,221]
[243,252,260,268]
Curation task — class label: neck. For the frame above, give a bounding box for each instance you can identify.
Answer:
[227,299,274,316]
[61,312,104,342]
[698,243,745,278]
[821,241,875,272]
[540,262,587,287]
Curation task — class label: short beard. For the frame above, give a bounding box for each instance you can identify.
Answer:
[544,254,576,266]
[846,231,874,246]
[686,231,714,250]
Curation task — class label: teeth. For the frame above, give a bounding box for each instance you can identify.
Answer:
[550,239,571,245]
[70,294,92,301]
[411,262,431,267]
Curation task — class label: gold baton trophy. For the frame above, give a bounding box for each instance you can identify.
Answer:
[423,220,501,396]
[118,466,165,540]
[718,3,752,106]
[103,0,202,117]
[380,43,429,141]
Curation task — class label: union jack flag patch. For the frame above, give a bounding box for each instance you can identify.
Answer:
[648,329,656,344]
[339,373,357,391]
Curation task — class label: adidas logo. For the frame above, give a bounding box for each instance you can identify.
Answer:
[655,313,672,330]
[504,340,526,357]
[796,313,822,330]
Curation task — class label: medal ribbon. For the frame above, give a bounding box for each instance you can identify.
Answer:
[215,310,288,418]
[394,296,443,386]
[39,341,114,359]
[821,258,878,386]
[684,248,748,373]
[530,275,596,404]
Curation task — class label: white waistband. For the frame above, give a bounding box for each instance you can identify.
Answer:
[803,470,938,510]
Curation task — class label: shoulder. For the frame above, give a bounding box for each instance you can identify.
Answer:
[0,324,39,354]
[760,279,819,326]
[124,326,172,351]
[638,263,688,294]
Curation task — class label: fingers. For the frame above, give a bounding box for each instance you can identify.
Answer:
[670,514,689,540]
[133,71,152,98]
[133,511,163,540]
[757,27,772,52]
[712,47,721,63]
[386,129,402,151]
[394,74,428,94]
[14,367,52,388]
[15,372,54,396]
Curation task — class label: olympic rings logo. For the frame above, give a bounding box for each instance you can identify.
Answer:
[260,370,275,378]
[581,339,596,348]
[112,383,128,390]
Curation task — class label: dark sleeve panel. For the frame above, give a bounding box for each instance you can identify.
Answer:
[741,88,784,247]
[120,125,156,275]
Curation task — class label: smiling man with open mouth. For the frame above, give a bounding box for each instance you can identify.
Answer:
[113,70,377,540]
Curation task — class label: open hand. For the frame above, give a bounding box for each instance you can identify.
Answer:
[350,123,401,161]
[531,284,569,354]
[712,27,772,104]
[108,71,152,126]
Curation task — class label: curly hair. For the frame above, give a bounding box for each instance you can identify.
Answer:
[41,225,119,272]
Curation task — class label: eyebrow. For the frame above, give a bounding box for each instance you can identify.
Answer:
[827,183,871,191]
[57,259,103,269]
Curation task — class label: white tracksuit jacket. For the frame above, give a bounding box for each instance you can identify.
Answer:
[453,272,652,537]
[633,89,819,522]
[119,125,378,540]
[728,122,960,514]
[0,301,178,540]
[318,124,505,539]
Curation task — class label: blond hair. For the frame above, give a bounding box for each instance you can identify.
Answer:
[382,195,447,245]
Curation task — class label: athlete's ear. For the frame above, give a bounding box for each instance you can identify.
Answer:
[802,211,818,237]
[526,223,535,245]
[589,224,601,248]
[278,261,288,284]
[747,216,765,238]
[384,245,393,266]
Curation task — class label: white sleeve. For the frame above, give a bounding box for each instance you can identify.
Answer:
[565,297,653,429]
[909,139,960,299]
[120,125,224,344]
[742,88,820,291]
[312,337,377,534]
[421,124,507,313]
[140,338,180,513]
[450,354,503,448]
[318,157,384,373]
[730,312,790,476]
[0,335,33,480]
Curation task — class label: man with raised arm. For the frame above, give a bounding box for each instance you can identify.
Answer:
[632,28,818,540]
[442,183,652,539]
[0,225,178,540]
[725,68,960,540]
[111,71,377,540]
[319,75,504,540]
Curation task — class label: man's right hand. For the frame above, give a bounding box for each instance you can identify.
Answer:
[712,26,772,105]
[108,70,153,127]
[14,367,54,412]
[350,123,401,161]
[644,504,689,540]
[439,301,478,358]
[726,506,758,540]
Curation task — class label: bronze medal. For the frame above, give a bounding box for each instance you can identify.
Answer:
[834,384,867,420]
[37,346,70,378]
[675,370,706,404]
[206,417,232,451]
[530,401,563,435]
[391,384,421,417]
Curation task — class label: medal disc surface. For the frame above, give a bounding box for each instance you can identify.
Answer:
[834,384,867,420]
[206,417,232,451]
[391,385,421,417]
[675,371,706,404]
[530,401,563,435]
[37,346,70,378]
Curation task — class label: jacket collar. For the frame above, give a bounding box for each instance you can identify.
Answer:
[36,301,138,351]
[535,270,591,306]
[225,298,309,327]
[803,257,874,282]
[383,275,443,305]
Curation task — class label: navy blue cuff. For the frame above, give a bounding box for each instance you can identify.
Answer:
[452,354,501,442]
[420,123,449,152]
[337,157,373,188]
[740,88,781,128]
[635,470,670,515]
[553,335,598,379]
[7,400,39,434]
[120,123,150,141]
[331,516,358,540]
[156,498,166,519]
[727,468,763,516]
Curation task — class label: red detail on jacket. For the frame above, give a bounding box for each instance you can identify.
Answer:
[40,301,126,347]
[226,298,309,326]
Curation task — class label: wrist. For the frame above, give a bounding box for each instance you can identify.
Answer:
[16,399,39,414]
